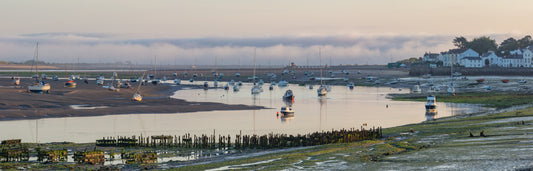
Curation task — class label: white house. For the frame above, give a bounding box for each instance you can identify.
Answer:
[442,48,480,67]
[503,54,524,67]
[457,49,480,61]
[460,57,484,68]
[480,51,499,67]
[423,52,439,62]
[425,46,533,68]
[522,47,533,67]
[442,49,461,67]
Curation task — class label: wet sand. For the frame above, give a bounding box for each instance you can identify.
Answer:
[0,78,264,121]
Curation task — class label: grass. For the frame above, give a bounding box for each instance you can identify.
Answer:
[391,92,533,108]
[176,105,533,170]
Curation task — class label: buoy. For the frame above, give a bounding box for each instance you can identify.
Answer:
[276,112,279,116]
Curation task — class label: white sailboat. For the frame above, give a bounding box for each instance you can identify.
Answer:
[317,48,327,96]
[11,74,20,85]
[132,72,145,101]
[151,56,160,85]
[27,42,51,94]
[447,63,455,95]
[96,75,105,86]
[251,48,263,94]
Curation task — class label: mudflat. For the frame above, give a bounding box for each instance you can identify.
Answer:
[0,78,264,120]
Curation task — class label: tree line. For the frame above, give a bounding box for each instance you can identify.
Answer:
[453,35,533,56]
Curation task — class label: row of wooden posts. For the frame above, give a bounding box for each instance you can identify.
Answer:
[0,139,29,162]
[96,127,382,150]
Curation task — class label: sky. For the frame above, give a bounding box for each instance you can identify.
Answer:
[1,0,533,65]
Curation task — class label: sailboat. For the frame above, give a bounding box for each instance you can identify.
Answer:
[108,72,120,92]
[11,74,20,86]
[132,72,145,101]
[27,42,51,94]
[96,75,104,86]
[317,48,327,96]
[447,63,455,95]
[251,48,263,94]
[173,58,181,85]
[64,64,77,88]
[151,56,160,85]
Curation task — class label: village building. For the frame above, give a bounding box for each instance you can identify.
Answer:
[426,46,533,68]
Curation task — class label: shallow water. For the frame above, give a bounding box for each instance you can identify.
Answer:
[0,82,491,143]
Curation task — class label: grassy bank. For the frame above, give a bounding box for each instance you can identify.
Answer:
[390,92,533,109]
[176,105,533,170]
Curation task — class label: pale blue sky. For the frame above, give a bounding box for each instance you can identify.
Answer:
[1,0,532,64]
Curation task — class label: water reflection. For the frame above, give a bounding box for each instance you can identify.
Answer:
[280,113,294,123]
[252,94,259,135]
[319,97,327,132]
[425,111,437,121]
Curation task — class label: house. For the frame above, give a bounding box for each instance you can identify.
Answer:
[442,50,459,67]
[423,52,439,62]
[480,51,500,67]
[424,46,533,68]
[460,57,484,68]
[502,54,524,67]
[442,48,480,67]
[522,46,533,67]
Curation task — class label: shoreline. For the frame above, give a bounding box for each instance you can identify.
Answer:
[0,77,265,121]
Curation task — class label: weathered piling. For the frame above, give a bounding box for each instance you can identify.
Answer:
[0,139,29,162]
[95,127,383,150]
[121,151,157,164]
[74,147,105,165]
[37,148,67,163]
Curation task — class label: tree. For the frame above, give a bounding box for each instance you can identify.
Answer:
[453,36,468,49]
[468,36,497,54]
[497,38,518,56]
[518,35,532,49]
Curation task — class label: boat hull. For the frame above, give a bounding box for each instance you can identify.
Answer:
[28,84,51,94]
[132,94,142,101]
[65,81,77,88]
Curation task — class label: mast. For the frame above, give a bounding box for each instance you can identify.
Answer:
[154,56,157,78]
[36,42,39,77]
[253,48,256,85]
[320,47,323,86]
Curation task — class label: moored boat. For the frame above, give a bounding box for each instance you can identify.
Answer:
[132,92,142,101]
[96,75,105,86]
[317,85,327,96]
[278,80,288,87]
[65,79,77,88]
[425,95,437,113]
[347,82,354,89]
[11,76,20,85]
[27,42,51,94]
[283,89,295,100]
[280,106,294,115]
[412,85,421,93]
